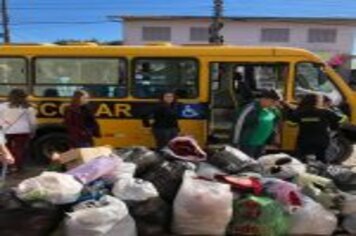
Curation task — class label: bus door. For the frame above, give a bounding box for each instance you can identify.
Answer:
[209,62,289,149]
[209,62,237,144]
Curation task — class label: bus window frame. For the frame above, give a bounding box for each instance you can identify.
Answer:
[131,57,200,100]
[31,56,129,98]
[229,62,288,90]
[0,56,29,97]
[293,61,344,102]
[208,61,289,96]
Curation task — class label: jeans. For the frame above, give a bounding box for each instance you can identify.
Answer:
[152,128,179,150]
[297,143,327,162]
[6,133,31,169]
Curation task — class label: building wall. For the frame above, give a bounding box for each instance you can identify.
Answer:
[123,19,355,56]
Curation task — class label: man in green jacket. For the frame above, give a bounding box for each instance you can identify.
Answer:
[232,89,281,158]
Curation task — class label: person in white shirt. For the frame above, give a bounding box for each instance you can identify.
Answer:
[0,89,36,172]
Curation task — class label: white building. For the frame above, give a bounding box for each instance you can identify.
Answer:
[118,16,356,60]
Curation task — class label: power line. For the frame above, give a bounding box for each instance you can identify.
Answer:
[8,2,212,8]
[9,20,113,26]
[7,7,212,11]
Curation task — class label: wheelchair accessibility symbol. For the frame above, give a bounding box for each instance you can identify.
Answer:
[181,105,200,118]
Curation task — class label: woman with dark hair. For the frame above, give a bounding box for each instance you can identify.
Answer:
[0,89,36,172]
[63,90,101,148]
[143,91,180,150]
[285,94,345,162]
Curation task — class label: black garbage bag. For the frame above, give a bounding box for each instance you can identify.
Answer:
[325,165,356,192]
[126,197,172,236]
[0,190,64,236]
[141,161,193,203]
[114,146,164,177]
[306,159,356,192]
[208,146,263,174]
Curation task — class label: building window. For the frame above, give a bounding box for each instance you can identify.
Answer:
[261,28,290,43]
[308,28,337,43]
[190,27,209,41]
[142,27,171,41]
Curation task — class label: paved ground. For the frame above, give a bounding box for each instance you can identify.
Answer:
[4,163,45,188]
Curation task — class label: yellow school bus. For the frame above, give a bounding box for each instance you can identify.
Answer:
[0,43,354,161]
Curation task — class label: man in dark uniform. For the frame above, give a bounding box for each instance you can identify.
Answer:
[284,94,346,162]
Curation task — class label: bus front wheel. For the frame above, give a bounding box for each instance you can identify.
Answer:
[32,132,71,163]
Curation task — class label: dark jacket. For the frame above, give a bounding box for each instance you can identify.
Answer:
[64,104,101,145]
[285,107,342,147]
[143,103,180,129]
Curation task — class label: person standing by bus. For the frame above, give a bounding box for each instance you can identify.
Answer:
[0,89,36,173]
[284,94,345,162]
[143,91,180,150]
[64,90,101,148]
[232,89,281,158]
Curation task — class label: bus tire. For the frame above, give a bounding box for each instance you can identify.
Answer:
[31,132,71,163]
[326,134,353,164]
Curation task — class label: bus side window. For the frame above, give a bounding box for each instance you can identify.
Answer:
[295,62,343,105]
[132,58,199,99]
[0,58,28,96]
[34,58,127,98]
[233,63,288,105]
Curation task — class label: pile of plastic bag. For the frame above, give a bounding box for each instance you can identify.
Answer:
[5,136,356,235]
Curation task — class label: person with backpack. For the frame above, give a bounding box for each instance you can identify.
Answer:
[63,90,101,148]
[284,94,345,162]
[0,89,36,173]
[232,89,281,158]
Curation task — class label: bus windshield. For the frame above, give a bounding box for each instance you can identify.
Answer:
[295,62,343,105]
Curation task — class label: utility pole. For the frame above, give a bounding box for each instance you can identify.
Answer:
[209,0,224,44]
[1,0,10,43]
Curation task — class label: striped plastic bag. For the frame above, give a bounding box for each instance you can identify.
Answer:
[227,195,289,236]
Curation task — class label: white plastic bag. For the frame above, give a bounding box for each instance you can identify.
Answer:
[104,162,137,183]
[196,162,226,180]
[66,195,137,236]
[16,172,83,204]
[288,196,337,235]
[112,178,158,201]
[258,153,306,179]
[173,171,233,235]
